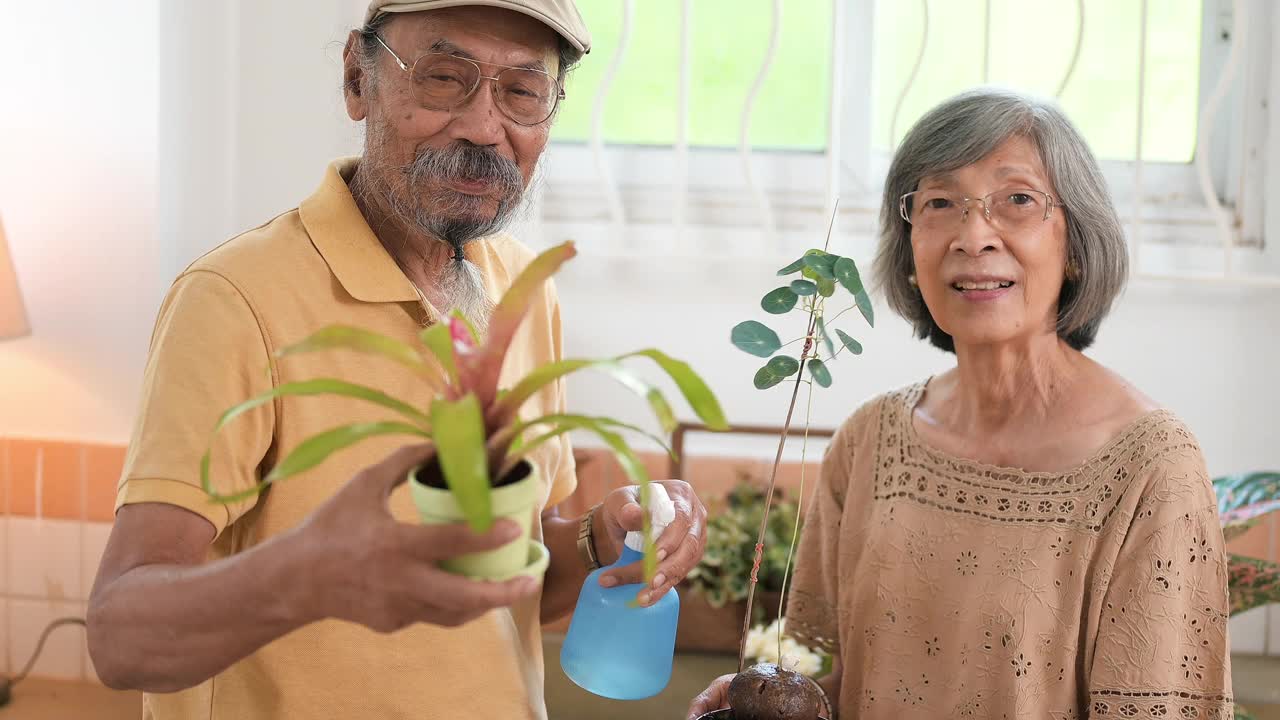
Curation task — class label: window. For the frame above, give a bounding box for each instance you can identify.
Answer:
[539,0,1275,283]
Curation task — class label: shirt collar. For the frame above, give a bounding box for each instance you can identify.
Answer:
[299,157,420,303]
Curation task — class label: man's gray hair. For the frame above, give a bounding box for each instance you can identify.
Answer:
[874,87,1128,352]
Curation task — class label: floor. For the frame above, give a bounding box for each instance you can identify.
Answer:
[0,677,140,719]
[4,651,1276,719]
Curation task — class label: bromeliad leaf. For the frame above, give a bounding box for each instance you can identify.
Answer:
[500,413,675,476]
[623,349,729,430]
[761,287,799,314]
[276,325,444,393]
[208,379,432,437]
[489,358,676,433]
[790,279,817,296]
[808,358,832,388]
[836,329,863,355]
[731,320,782,358]
[431,394,493,533]
[420,322,459,388]
[203,421,428,504]
[468,241,578,409]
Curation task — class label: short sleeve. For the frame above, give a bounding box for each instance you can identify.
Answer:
[116,270,276,538]
[785,418,854,655]
[1087,443,1233,718]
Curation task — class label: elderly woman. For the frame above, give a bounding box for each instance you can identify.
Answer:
[688,88,1232,719]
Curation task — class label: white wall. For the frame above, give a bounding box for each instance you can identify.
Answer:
[1,0,1276,652]
[0,1,161,444]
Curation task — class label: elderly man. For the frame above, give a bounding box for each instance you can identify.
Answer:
[85,2,708,718]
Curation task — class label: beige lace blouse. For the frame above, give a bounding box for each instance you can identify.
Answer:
[787,383,1233,719]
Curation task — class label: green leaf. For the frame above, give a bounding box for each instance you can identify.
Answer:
[814,276,836,298]
[276,325,444,392]
[833,257,865,295]
[504,413,674,474]
[467,241,578,409]
[814,316,835,358]
[1228,554,1280,616]
[836,329,863,355]
[833,256,875,325]
[854,288,875,327]
[761,287,799,315]
[801,255,834,279]
[776,257,807,275]
[753,365,786,390]
[789,279,817,296]
[808,358,832,387]
[766,355,800,376]
[1222,499,1280,537]
[490,358,676,433]
[420,323,459,387]
[431,394,493,533]
[203,421,428,504]
[265,422,429,484]
[1213,472,1280,517]
[731,320,782,358]
[623,349,729,431]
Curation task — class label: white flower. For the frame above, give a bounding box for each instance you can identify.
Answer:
[744,618,828,677]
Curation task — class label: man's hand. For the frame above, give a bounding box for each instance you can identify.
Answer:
[687,673,735,719]
[288,444,544,632]
[591,480,707,606]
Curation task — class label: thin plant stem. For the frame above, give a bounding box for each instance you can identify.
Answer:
[776,370,815,662]
[738,311,816,672]
[738,201,839,673]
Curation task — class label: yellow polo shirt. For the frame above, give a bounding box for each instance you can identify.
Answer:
[117,158,576,720]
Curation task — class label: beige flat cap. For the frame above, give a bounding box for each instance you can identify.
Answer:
[366,0,591,55]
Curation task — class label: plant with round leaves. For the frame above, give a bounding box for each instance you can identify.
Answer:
[725,204,874,671]
[201,241,728,585]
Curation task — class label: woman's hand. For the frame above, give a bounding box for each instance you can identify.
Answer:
[686,673,735,719]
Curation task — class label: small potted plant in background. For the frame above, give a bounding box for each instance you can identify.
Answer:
[201,240,727,581]
[679,473,803,652]
[1214,471,1280,720]
[705,205,873,720]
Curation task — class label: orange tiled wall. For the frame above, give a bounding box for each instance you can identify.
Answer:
[1,437,124,683]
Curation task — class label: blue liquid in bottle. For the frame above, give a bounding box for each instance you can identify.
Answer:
[560,485,680,700]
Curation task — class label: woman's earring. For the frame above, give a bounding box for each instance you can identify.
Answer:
[1065,259,1081,281]
[908,274,918,287]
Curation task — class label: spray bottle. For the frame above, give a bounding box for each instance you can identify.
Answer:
[560,484,680,700]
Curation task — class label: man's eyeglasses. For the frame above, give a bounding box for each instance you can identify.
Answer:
[374,36,564,127]
[899,187,1065,232]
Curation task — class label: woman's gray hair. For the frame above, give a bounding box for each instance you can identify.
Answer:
[874,88,1128,352]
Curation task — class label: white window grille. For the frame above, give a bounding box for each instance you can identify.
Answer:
[535,0,1280,287]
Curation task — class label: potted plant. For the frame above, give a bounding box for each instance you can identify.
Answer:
[1213,471,1280,720]
[706,206,873,719]
[200,240,727,581]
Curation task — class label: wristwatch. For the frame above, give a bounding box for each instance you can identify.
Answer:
[577,503,603,572]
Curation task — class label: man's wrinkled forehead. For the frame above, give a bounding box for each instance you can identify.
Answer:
[383,8,560,73]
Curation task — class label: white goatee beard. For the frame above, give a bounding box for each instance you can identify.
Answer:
[437,257,494,336]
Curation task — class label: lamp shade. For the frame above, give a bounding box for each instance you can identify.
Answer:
[0,216,30,340]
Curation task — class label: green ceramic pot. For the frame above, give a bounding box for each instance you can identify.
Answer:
[408,459,550,581]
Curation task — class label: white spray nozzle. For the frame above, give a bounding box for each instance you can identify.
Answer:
[624,483,676,552]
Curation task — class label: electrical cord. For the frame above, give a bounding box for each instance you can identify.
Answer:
[0,616,88,708]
